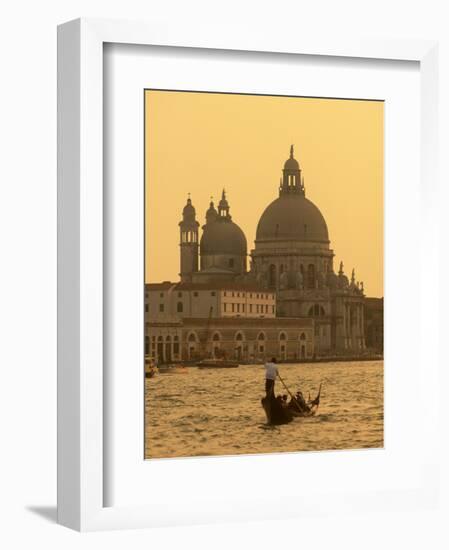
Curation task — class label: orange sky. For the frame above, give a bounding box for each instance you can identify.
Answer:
[145,90,384,297]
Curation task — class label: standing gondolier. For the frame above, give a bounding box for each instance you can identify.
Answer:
[264,357,279,397]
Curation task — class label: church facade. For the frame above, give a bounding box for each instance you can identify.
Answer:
[146,146,369,362]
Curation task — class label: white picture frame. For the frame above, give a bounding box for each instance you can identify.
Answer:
[57,17,440,531]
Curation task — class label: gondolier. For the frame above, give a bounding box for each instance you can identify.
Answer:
[264,357,279,396]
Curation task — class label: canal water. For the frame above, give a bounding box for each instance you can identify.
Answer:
[145,360,383,459]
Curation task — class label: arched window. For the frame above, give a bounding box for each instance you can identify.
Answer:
[307,264,315,289]
[300,332,306,341]
[279,332,287,341]
[257,332,266,341]
[177,301,183,313]
[212,332,220,341]
[268,264,276,288]
[188,333,197,342]
[235,332,244,341]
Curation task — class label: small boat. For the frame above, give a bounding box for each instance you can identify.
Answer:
[262,384,322,425]
[286,384,321,417]
[261,395,293,425]
[197,358,240,369]
[145,358,156,378]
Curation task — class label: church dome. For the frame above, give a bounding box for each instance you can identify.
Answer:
[256,194,329,243]
[200,218,247,256]
[201,189,247,256]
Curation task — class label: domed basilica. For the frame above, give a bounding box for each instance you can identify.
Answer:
[178,146,366,353]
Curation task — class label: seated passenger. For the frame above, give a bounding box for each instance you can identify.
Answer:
[295,391,310,413]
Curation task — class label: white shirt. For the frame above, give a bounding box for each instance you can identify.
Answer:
[264,362,278,380]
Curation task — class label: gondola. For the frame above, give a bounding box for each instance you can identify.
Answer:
[261,394,293,425]
[145,357,156,378]
[261,383,322,425]
[287,383,322,418]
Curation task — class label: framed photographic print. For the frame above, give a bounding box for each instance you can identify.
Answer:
[144,90,384,459]
[57,18,441,531]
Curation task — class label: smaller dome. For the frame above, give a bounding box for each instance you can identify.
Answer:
[200,218,247,256]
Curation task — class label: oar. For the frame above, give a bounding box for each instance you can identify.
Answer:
[277,373,303,414]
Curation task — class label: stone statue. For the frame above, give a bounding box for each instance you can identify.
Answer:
[336,261,348,289]
[350,268,356,288]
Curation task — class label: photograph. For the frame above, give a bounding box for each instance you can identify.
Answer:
[144,90,384,459]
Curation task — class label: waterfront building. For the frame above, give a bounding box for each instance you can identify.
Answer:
[145,282,276,321]
[145,316,314,363]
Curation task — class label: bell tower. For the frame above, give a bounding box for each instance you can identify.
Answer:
[179,195,199,282]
